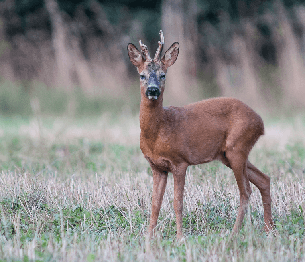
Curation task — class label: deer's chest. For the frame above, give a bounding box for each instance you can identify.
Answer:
[140,131,184,172]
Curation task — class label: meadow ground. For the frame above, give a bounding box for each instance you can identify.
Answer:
[0,111,304,261]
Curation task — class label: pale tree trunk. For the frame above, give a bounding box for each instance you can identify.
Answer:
[161,0,198,106]
[70,36,94,94]
[85,0,129,97]
[45,0,73,91]
[232,31,261,108]
[212,32,261,107]
[277,3,305,107]
[212,51,233,98]
[45,0,96,93]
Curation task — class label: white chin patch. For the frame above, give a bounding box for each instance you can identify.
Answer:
[148,96,158,100]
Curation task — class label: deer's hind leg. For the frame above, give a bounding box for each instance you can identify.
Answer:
[247,161,274,232]
[219,154,274,233]
[225,148,252,234]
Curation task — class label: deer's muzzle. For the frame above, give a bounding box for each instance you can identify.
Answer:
[146,72,161,100]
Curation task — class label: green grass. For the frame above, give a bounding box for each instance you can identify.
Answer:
[0,101,304,260]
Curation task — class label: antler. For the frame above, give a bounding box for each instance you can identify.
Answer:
[139,39,152,62]
[154,30,164,62]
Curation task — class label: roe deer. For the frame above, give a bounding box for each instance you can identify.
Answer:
[127,30,274,239]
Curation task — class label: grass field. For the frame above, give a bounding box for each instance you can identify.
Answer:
[0,109,304,261]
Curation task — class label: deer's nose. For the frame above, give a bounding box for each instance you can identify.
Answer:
[146,86,160,99]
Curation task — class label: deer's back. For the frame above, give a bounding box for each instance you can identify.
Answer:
[183,97,264,135]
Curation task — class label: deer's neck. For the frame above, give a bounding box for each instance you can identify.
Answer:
[140,97,164,138]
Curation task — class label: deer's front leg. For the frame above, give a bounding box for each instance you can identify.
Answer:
[148,169,168,237]
[173,164,188,240]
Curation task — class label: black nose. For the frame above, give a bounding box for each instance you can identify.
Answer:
[146,86,161,97]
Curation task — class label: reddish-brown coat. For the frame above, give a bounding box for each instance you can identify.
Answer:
[127,32,274,239]
[141,97,264,171]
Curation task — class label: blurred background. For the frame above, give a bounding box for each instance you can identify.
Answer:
[0,0,305,117]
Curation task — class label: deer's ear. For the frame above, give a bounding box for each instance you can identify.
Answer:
[161,42,179,70]
[127,44,144,69]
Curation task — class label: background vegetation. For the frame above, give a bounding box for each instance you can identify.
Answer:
[0,0,304,261]
[0,0,305,112]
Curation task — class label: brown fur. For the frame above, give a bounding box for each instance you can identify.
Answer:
[127,36,274,239]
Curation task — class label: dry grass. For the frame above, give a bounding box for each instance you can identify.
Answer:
[0,113,304,261]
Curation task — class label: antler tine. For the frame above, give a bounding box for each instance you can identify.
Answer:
[139,39,152,62]
[154,30,164,62]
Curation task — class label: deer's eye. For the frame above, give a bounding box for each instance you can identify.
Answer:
[160,74,166,80]
[140,75,146,80]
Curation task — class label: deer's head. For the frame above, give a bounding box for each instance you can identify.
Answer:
[127,30,179,101]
